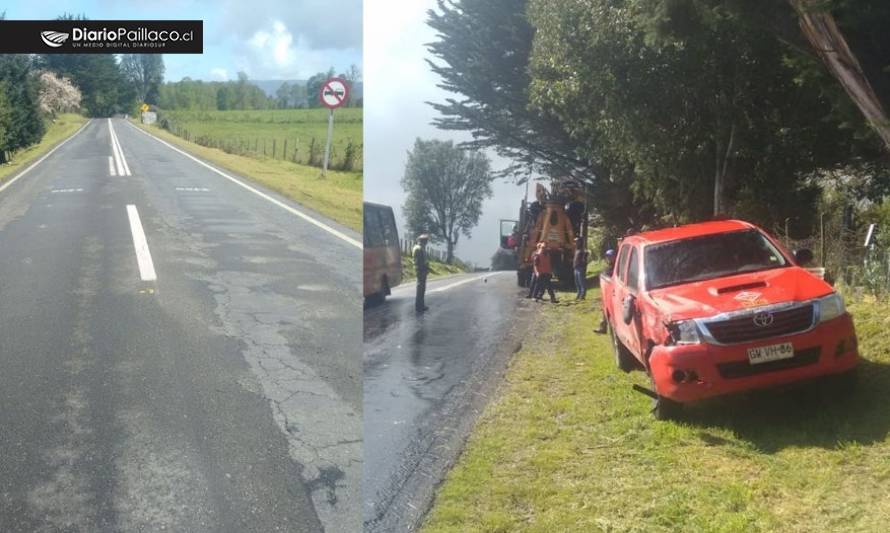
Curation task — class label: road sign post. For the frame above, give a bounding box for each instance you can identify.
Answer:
[319,78,350,177]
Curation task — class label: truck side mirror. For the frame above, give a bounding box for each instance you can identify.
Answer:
[622,294,636,324]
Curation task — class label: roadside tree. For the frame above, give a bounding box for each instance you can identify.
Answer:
[402,138,493,264]
[0,55,44,164]
[37,71,81,116]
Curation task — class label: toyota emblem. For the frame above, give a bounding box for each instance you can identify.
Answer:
[753,312,774,327]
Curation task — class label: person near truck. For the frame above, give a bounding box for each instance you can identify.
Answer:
[413,234,430,313]
[573,237,589,300]
[595,249,617,334]
[532,242,559,303]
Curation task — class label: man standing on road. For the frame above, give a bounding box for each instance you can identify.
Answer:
[413,234,430,312]
[532,242,558,303]
[573,237,589,300]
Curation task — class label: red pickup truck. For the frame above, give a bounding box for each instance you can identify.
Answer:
[600,219,858,419]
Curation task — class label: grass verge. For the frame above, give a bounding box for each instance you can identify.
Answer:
[0,114,87,185]
[401,254,470,282]
[422,289,890,532]
[130,119,362,232]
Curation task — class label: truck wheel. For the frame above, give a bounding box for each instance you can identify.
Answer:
[517,268,530,288]
[652,395,683,421]
[609,324,637,373]
[650,374,682,420]
[829,368,858,395]
[558,264,574,290]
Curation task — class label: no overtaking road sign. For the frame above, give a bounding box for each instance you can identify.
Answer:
[320,78,349,109]
[319,78,350,177]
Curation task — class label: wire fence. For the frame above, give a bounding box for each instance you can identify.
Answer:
[156,114,363,172]
[781,212,889,298]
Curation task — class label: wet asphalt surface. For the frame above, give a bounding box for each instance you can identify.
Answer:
[363,271,529,532]
[0,119,361,533]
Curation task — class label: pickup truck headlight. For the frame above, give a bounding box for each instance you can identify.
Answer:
[818,293,846,322]
[669,320,701,345]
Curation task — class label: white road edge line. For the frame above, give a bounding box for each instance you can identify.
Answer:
[108,156,116,177]
[425,271,510,294]
[125,120,362,249]
[108,119,130,176]
[0,120,91,195]
[116,123,131,175]
[126,205,157,282]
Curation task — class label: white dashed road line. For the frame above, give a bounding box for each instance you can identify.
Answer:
[125,205,157,282]
[108,156,116,177]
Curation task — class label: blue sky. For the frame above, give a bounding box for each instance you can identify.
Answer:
[2,0,362,81]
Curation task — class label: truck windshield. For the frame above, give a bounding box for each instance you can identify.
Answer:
[645,229,788,290]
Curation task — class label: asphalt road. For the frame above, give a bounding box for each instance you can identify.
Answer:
[362,270,530,532]
[0,119,361,533]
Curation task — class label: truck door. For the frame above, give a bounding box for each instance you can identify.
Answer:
[623,246,645,358]
[611,243,632,345]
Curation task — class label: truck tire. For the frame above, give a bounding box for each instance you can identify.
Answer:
[828,367,858,395]
[652,395,683,421]
[559,264,575,290]
[517,268,531,288]
[650,374,682,420]
[609,324,637,373]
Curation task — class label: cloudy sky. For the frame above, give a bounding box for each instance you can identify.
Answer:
[364,0,531,267]
[2,0,362,81]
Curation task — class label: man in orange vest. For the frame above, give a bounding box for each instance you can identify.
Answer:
[532,242,558,303]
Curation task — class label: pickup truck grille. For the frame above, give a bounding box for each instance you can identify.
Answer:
[716,347,821,379]
[704,304,815,344]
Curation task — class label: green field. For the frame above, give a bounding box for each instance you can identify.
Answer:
[158,108,363,171]
[0,114,88,185]
[423,288,890,532]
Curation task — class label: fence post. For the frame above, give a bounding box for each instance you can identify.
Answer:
[273,139,277,159]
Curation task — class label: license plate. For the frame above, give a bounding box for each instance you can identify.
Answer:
[747,342,794,365]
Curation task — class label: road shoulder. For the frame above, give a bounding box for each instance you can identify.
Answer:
[0,114,88,187]
[372,290,539,532]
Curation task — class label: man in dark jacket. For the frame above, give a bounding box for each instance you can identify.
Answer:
[413,234,430,312]
[573,237,589,300]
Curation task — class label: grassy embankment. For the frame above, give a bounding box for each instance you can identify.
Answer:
[0,113,88,185]
[423,288,890,532]
[131,109,362,231]
[400,253,470,282]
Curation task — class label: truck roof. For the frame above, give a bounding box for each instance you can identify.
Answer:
[628,219,756,245]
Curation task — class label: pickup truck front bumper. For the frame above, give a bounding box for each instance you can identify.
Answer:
[649,313,859,403]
